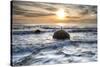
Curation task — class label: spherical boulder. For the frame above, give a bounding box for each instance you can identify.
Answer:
[53,30,70,40]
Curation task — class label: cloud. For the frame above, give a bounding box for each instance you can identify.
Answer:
[12,1,97,24]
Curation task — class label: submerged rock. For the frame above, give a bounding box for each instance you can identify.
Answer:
[53,30,70,40]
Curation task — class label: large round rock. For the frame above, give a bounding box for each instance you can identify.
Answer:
[53,30,70,40]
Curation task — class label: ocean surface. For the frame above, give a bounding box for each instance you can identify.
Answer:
[11,25,97,66]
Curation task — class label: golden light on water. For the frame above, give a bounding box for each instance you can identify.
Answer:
[56,8,66,20]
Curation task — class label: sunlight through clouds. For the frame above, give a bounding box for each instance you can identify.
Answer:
[12,1,97,25]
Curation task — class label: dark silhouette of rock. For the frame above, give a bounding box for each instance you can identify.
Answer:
[53,30,70,40]
[34,29,41,33]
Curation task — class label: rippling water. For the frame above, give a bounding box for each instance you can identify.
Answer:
[11,25,97,66]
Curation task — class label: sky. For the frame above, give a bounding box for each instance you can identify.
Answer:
[12,1,97,26]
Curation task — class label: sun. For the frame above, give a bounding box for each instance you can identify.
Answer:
[56,8,66,20]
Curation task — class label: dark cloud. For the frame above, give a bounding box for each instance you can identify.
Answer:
[12,1,55,17]
[23,13,54,17]
[12,5,29,15]
[77,5,97,15]
[44,7,57,11]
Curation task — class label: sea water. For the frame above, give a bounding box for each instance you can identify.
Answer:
[11,25,97,66]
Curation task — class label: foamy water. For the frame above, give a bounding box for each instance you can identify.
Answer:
[11,25,97,66]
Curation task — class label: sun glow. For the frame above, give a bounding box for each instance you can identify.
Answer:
[57,23,66,27]
[56,8,66,20]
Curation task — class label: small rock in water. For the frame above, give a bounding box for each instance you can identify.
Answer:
[53,30,70,40]
[34,29,41,33]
